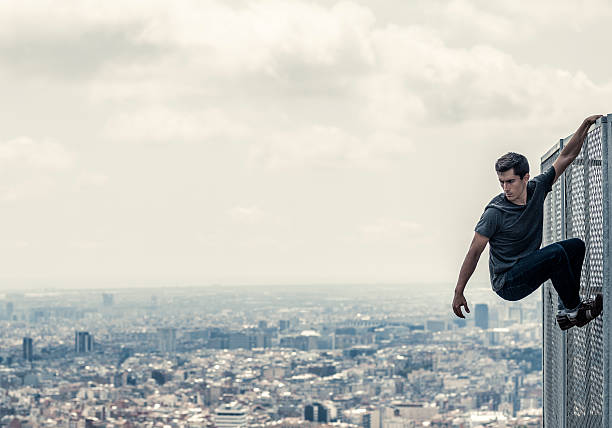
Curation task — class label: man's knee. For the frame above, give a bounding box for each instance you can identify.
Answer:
[560,238,585,257]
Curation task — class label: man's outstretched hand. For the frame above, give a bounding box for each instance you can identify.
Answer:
[452,292,470,319]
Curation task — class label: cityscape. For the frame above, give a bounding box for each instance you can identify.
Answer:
[2,0,611,426]
[0,283,543,427]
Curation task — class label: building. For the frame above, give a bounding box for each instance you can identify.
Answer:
[474,304,489,330]
[22,337,33,362]
[102,293,114,306]
[158,327,177,353]
[425,320,445,332]
[6,301,13,317]
[279,319,290,331]
[305,402,332,423]
[75,331,93,353]
[215,403,247,427]
[228,332,249,350]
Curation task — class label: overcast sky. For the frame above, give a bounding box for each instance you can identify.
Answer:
[0,0,611,290]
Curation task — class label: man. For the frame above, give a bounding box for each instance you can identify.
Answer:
[453,114,604,330]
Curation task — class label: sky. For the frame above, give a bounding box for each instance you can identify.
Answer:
[0,0,611,290]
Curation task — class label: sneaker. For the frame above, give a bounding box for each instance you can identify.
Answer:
[556,294,603,330]
[575,294,603,328]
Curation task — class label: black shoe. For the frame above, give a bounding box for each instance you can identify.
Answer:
[556,294,603,331]
[575,293,603,328]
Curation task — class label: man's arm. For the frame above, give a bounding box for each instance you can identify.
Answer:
[552,114,603,184]
[452,232,489,318]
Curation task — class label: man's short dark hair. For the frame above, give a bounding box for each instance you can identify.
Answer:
[495,152,529,179]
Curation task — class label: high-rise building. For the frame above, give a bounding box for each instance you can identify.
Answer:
[102,293,114,307]
[5,302,13,319]
[305,403,329,423]
[474,304,489,330]
[23,337,33,362]
[228,332,250,350]
[215,403,247,427]
[541,116,611,426]
[75,331,93,353]
[279,319,290,331]
[158,327,177,353]
[508,306,523,324]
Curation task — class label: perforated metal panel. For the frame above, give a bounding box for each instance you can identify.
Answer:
[542,142,566,428]
[542,116,611,427]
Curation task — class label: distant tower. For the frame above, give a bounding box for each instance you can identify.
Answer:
[279,319,290,331]
[158,328,177,353]
[305,403,330,423]
[6,302,13,319]
[75,331,93,353]
[474,304,489,330]
[102,293,114,307]
[23,337,33,362]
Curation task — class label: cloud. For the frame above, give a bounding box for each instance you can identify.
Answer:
[0,137,74,169]
[228,205,266,225]
[106,107,248,143]
[77,172,109,189]
[4,0,605,146]
[1,0,611,283]
[360,218,425,242]
[81,0,611,152]
[249,126,412,169]
[0,137,75,201]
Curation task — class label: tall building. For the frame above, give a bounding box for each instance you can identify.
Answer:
[228,332,249,350]
[474,304,489,330]
[22,337,33,362]
[305,403,329,423]
[542,115,611,426]
[215,403,247,427]
[279,319,290,331]
[102,293,114,307]
[75,331,93,353]
[158,327,177,353]
[5,302,13,319]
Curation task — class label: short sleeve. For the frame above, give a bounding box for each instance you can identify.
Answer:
[475,208,500,238]
[532,165,556,194]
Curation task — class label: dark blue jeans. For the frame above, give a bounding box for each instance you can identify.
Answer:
[496,238,585,310]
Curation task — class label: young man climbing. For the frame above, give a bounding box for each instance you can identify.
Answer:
[453,114,604,330]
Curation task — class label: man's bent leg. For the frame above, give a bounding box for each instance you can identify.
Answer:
[556,238,586,291]
[554,238,586,311]
[496,242,581,309]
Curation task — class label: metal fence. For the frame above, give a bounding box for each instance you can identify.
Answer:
[542,115,612,427]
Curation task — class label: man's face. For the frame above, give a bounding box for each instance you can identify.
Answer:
[497,168,529,204]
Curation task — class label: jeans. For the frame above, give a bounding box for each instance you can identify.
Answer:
[495,238,585,310]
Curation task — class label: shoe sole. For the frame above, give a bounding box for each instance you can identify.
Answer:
[556,314,575,331]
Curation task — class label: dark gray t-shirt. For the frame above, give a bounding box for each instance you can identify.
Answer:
[475,166,556,291]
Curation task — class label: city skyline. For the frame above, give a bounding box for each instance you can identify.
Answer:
[0,283,543,426]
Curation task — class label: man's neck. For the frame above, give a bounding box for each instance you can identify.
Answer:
[508,189,528,206]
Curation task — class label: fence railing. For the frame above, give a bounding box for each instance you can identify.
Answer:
[542,114,612,427]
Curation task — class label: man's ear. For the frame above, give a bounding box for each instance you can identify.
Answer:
[524,173,530,182]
